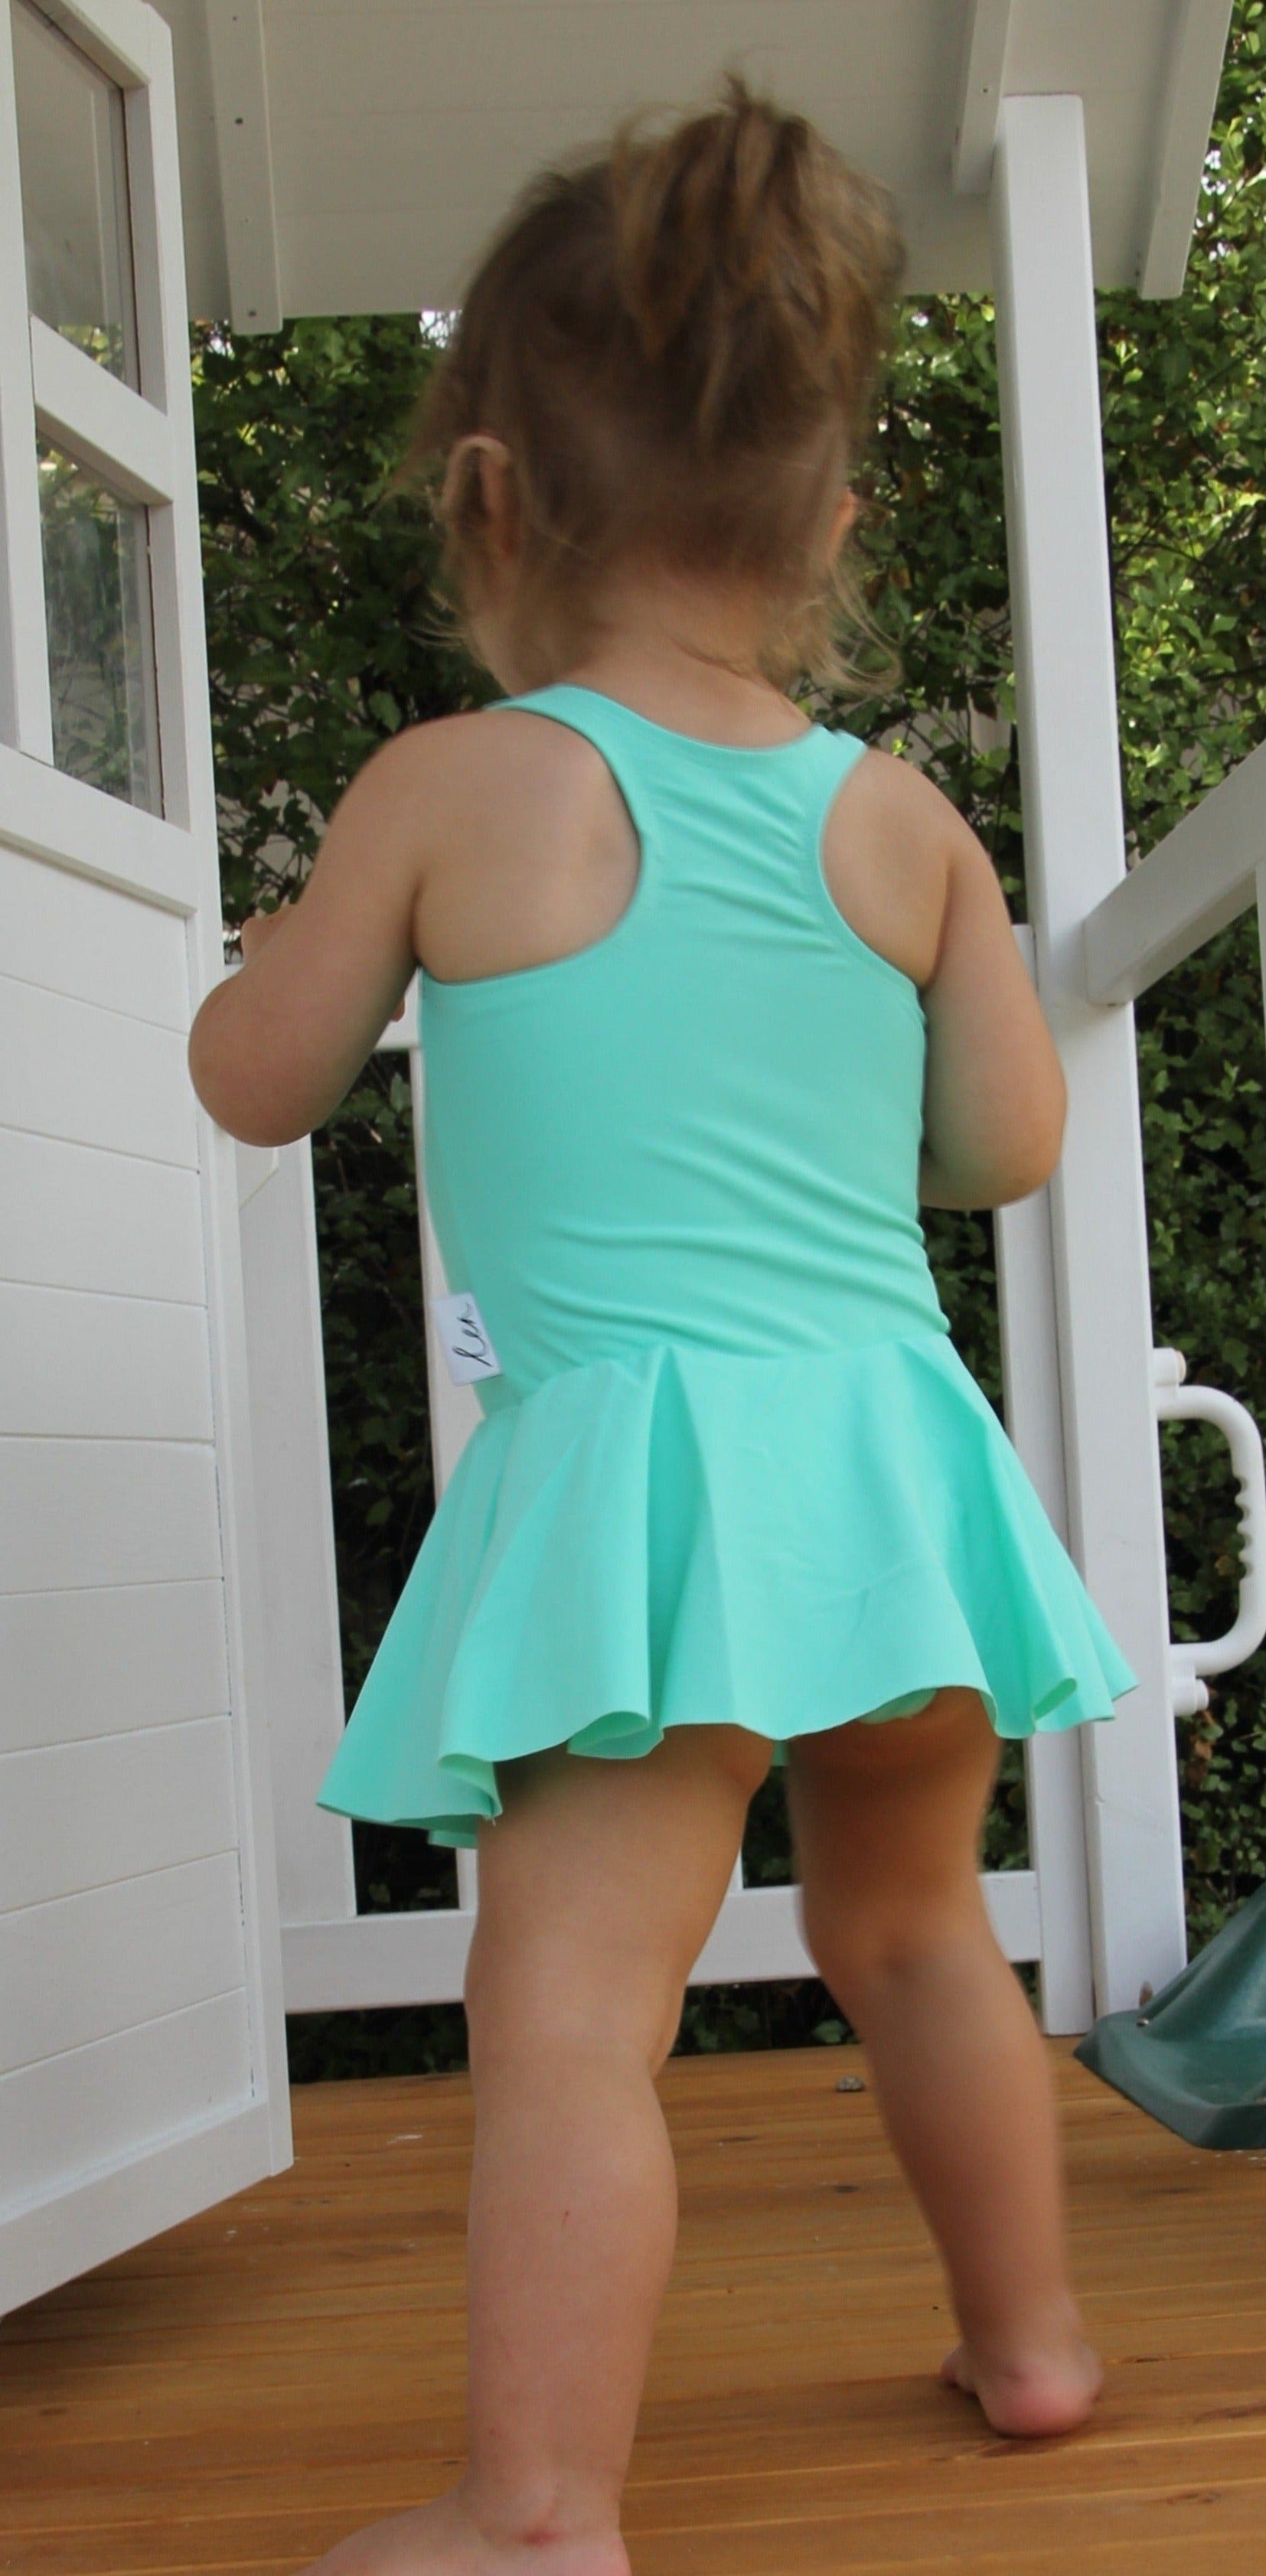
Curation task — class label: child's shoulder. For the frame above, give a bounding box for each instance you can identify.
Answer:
[819,745,979,992]
[834,741,978,853]
[361,703,600,787]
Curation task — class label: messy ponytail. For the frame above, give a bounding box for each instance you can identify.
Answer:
[397,76,905,692]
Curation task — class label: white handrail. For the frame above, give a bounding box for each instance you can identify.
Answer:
[1153,1346,1266,1716]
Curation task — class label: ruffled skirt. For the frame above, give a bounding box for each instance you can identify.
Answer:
[315,1331,1138,1847]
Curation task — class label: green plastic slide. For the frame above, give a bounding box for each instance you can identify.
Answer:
[1075,1879,1266,2149]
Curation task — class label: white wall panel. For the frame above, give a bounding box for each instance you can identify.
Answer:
[0,1283,213,1440]
[0,841,189,1029]
[0,1716,237,1913]
[0,975,198,1166]
[0,1580,228,1756]
[0,0,292,2314]
[0,1130,206,1303]
[0,1991,253,2220]
[0,1439,220,1592]
[0,1853,246,2072]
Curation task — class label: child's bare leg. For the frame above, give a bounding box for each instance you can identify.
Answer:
[788,1687,1101,2440]
[301,1722,771,2574]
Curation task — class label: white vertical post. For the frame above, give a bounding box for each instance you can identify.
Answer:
[236,1136,356,1931]
[0,2,53,757]
[994,940,1095,2035]
[991,95,1186,2017]
[995,1179,1093,2019]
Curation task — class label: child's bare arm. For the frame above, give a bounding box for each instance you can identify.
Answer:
[188,726,446,1146]
[918,797,1067,1211]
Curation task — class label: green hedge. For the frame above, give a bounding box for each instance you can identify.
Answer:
[197,5,1265,2079]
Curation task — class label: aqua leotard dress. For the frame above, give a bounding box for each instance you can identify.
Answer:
[316,684,1138,1847]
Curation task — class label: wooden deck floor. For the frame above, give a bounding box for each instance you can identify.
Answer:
[3,2042,1266,2574]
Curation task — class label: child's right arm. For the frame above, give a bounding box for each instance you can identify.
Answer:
[918,795,1068,1213]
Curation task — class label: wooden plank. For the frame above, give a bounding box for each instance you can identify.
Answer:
[951,0,1013,193]
[1138,0,1236,298]
[0,840,190,1027]
[0,1717,238,1914]
[0,1854,247,2073]
[0,1438,221,1592]
[0,973,198,1166]
[205,0,284,331]
[0,1579,229,1757]
[3,2050,1266,2570]
[0,1990,253,2234]
[1082,738,1266,1005]
[30,317,177,507]
[0,1129,206,1303]
[0,1282,213,1440]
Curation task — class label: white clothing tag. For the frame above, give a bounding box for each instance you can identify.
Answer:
[432,1290,502,1384]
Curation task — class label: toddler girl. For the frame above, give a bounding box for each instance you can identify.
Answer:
[189,77,1137,2576]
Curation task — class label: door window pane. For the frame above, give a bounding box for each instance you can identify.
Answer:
[38,442,162,814]
[12,1,139,383]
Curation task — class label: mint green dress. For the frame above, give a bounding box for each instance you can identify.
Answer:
[316,684,1138,1847]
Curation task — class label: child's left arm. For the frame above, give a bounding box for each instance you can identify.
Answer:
[188,729,436,1146]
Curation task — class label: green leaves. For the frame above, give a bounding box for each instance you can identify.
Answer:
[191,313,491,917]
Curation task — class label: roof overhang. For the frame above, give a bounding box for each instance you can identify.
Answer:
[152,0,1234,331]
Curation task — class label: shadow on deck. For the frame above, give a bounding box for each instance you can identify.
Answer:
[3,2043,1265,2572]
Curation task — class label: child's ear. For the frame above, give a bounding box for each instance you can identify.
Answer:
[827,486,861,558]
[441,434,520,561]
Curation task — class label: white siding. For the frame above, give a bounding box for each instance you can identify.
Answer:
[0,1282,214,1440]
[0,970,198,1166]
[0,842,189,1027]
[0,1127,207,1303]
[0,1718,238,1913]
[0,1439,222,1591]
[0,1993,254,2220]
[0,1580,229,1755]
[0,1854,247,2071]
[0,0,289,2317]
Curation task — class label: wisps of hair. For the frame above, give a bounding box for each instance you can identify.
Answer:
[393,73,905,694]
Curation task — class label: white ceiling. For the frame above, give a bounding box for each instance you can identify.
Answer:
[152,0,1234,328]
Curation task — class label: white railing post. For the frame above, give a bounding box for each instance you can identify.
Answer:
[994,936,1095,2036]
[991,94,1186,2016]
[237,1136,357,1932]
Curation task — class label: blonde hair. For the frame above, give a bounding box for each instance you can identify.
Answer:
[396,75,905,692]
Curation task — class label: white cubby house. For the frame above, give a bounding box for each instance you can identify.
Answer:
[2,0,1261,2315]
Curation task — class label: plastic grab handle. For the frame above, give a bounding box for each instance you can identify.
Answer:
[1153,1347,1266,1717]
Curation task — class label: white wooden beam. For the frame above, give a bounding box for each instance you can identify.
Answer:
[992,95,1186,2020]
[1084,739,1266,1004]
[282,1873,1042,2014]
[0,2097,272,2319]
[1139,0,1235,298]
[952,0,1013,194]
[30,317,175,505]
[236,1138,357,1933]
[0,740,197,908]
[205,0,282,331]
[0,3,52,760]
[34,0,154,87]
[995,931,1095,2038]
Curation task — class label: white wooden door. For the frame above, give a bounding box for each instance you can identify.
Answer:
[0,0,290,2317]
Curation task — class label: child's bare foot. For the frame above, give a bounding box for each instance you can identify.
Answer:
[299,2482,631,2576]
[938,2332,1104,2438]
